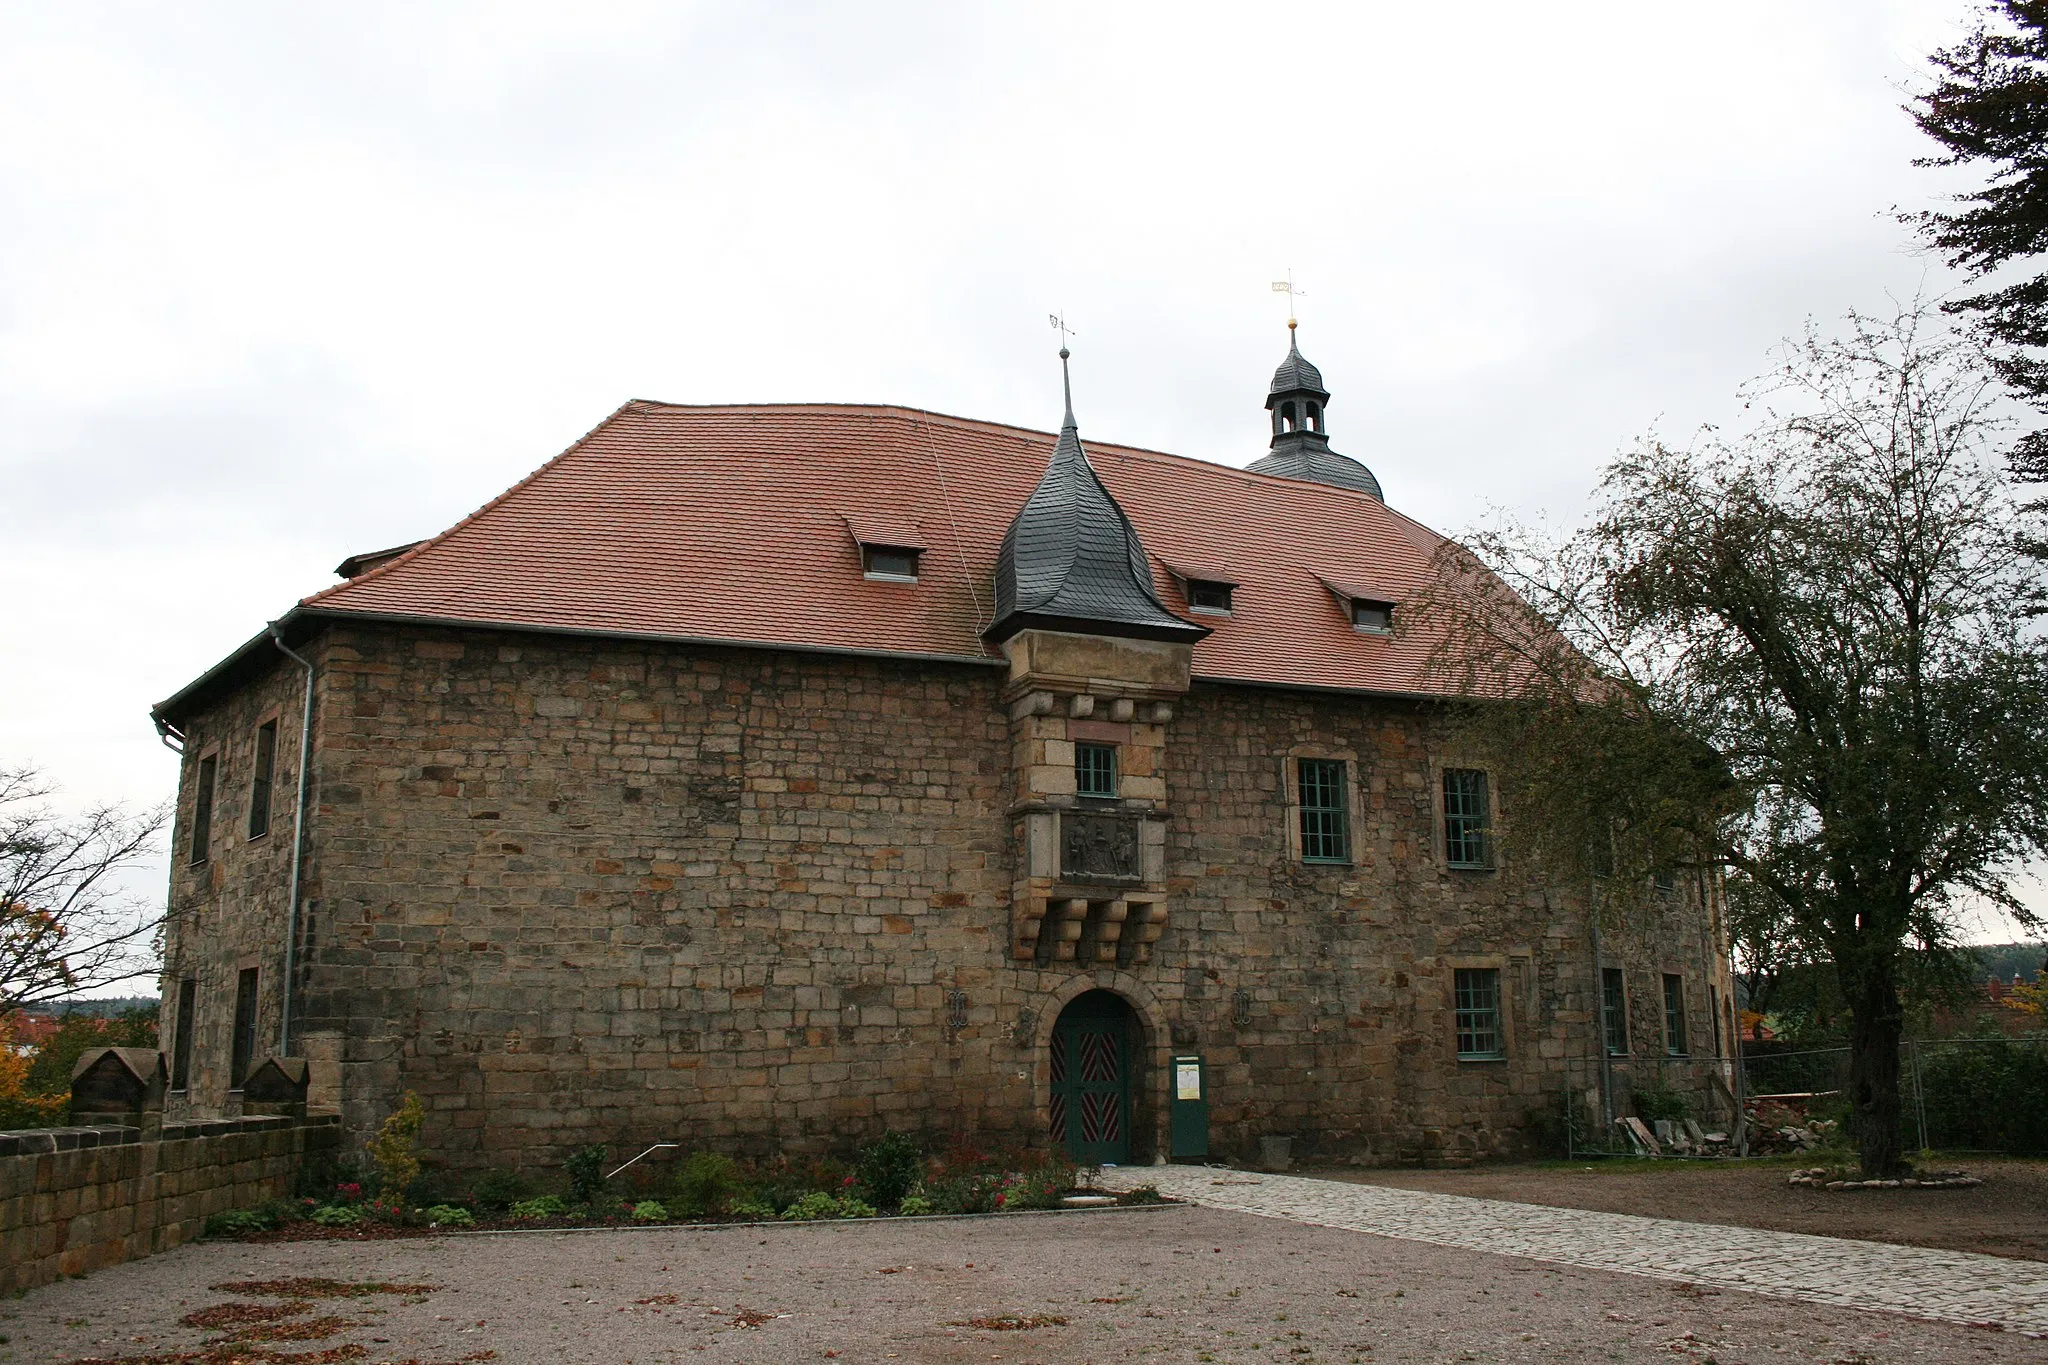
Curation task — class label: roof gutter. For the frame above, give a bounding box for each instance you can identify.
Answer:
[267,621,316,1057]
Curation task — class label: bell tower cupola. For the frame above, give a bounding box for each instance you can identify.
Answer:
[1246,321,1385,501]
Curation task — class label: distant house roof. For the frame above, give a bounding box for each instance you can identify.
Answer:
[156,399,1477,722]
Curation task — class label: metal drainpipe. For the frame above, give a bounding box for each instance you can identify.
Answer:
[1586,893,1614,1143]
[268,622,316,1056]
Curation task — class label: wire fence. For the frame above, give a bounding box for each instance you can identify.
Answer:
[1561,1033,2048,1158]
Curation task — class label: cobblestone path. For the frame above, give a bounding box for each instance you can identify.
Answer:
[1101,1165,2048,1335]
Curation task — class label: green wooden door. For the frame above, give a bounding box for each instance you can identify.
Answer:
[1050,991,1131,1165]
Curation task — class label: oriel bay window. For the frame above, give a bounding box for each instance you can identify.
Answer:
[1297,758,1349,862]
[1454,967,1504,1059]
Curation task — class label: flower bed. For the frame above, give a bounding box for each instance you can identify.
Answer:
[203,1119,1172,1243]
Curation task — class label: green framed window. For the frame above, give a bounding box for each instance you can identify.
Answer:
[1297,759,1349,863]
[1075,742,1118,799]
[1601,967,1629,1056]
[1443,768,1491,868]
[1455,968,1504,1059]
[189,754,217,865]
[230,967,260,1090]
[248,721,277,839]
[1663,973,1688,1057]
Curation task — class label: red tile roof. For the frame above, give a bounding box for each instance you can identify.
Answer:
[301,401,1469,697]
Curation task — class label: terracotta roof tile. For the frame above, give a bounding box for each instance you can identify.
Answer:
[304,401,1475,697]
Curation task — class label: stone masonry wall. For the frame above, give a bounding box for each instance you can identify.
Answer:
[296,624,1016,1169]
[160,651,311,1114]
[0,1115,340,1294]
[162,620,1731,1174]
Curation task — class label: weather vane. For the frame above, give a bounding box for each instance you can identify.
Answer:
[1271,271,1305,329]
[1048,311,1077,354]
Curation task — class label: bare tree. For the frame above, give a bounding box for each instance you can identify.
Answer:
[0,766,167,1015]
[1421,304,2048,1177]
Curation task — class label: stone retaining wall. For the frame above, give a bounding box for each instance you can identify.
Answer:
[0,1113,340,1294]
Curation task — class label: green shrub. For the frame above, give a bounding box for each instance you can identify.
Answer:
[204,1207,276,1237]
[835,1194,878,1218]
[729,1199,778,1221]
[563,1144,610,1205]
[669,1152,742,1217]
[780,1191,842,1221]
[1633,1081,1691,1124]
[365,1092,426,1200]
[998,1166,1068,1211]
[1114,1184,1165,1206]
[924,1173,1002,1215]
[1918,1037,2048,1154]
[897,1193,936,1216]
[310,1204,364,1227]
[509,1195,569,1220]
[469,1167,531,1212]
[854,1131,923,1209]
[423,1204,475,1227]
[631,1200,669,1222]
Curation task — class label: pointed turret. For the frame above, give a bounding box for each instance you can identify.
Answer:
[986,349,1208,644]
[1246,323,1384,500]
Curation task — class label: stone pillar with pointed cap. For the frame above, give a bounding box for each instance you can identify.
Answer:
[986,349,1207,967]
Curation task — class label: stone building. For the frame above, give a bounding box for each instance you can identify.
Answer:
[150,328,1735,1171]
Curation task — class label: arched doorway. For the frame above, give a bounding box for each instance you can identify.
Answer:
[1050,989,1134,1164]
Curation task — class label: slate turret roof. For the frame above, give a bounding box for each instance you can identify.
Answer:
[1247,327,1385,501]
[985,354,1209,645]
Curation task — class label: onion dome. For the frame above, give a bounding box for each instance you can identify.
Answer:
[986,350,1210,645]
[1246,324,1384,500]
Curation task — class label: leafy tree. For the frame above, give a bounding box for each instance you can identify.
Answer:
[1,767,167,1014]
[19,1005,159,1095]
[1424,305,2048,1176]
[1913,1,2048,581]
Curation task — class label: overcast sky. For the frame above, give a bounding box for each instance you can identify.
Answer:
[2,1,2039,949]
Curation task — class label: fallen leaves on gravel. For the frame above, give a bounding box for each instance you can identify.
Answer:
[210,1279,439,1299]
[66,1346,368,1365]
[206,1317,354,1346]
[948,1315,1069,1331]
[179,1305,312,1331]
[632,1294,680,1306]
[728,1309,774,1329]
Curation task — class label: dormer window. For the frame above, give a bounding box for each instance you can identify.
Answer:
[1322,577,1401,635]
[845,515,927,583]
[1352,600,1393,633]
[862,545,920,581]
[1164,561,1240,618]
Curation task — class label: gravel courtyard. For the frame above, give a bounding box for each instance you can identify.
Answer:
[4,1204,2043,1365]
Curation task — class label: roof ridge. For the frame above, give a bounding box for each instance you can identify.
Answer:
[622,400,1396,502]
[301,400,645,607]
